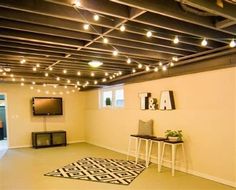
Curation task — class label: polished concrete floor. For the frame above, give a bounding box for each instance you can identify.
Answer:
[0,143,235,190]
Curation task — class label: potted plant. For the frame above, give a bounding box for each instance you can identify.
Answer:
[105,97,112,106]
[165,130,183,142]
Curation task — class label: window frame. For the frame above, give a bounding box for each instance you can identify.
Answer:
[99,85,124,109]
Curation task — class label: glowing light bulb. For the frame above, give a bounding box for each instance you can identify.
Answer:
[173,36,179,44]
[138,63,142,69]
[120,25,126,32]
[56,77,60,81]
[77,71,81,76]
[103,38,108,44]
[20,59,26,64]
[105,72,108,76]
[49,67,53,71]
[45,72,48,77]
[201,38,207,46]
[33,67,37,71]
[146,31,152,38]
[94,80,98,85]
[162,65,167,71]
[63,69,67,74]
[93,14,99,21]
[172,56,178,62]
[91,72,95,77]
[154,67,159,72]
[132,68,136,73]
[83,23,90,30]
[145,66,150,71]
[113,50,118,56]
[229,39,236,48]
[127,58,131,64]
[170,62,175,67]
[159,61,163,66]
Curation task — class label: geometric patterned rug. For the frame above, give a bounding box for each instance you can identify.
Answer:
[44,157,146,185]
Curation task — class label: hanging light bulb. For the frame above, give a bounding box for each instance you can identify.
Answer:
[43,83,46,87]
[118,71,122,75]
[138,63,142,69]
[21,78,25,81]
[12,78,16,82]
[201,38,208,46]
[120,25,126,32]
[159,61,163,66]
[173,36,179,44]
[30,86,34,90]
[20,59,26,64]
[145,66,150,71]
[63,69,67,74]
[162,65,167,71]
[83,23,90,30]
[36,64,40,68]
[105,72,109,76]
[132,68,136,73]
[113,50,118,56]
[67,79,71,84]
[93,14,99,21]
[77,71,81,76]
[229,39,236,48]
[56,77,60,81]
[45,72,48,77]
[170,62,175,67]
[146,31,152,38]
[102,78,107,82]
[103,38,108,44]
[154,67,159,72]
[127,58,131,64]
[172,56,178,62]
[33,67,37,71]
[91,72,95,77]
[20,82,24,86]
[49,67,53,71]
[32,81,36,85]
[94,80,98,85]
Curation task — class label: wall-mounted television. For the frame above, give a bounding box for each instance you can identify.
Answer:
[32,97,63,116]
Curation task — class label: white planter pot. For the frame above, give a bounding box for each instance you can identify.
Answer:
[168,137,179,142]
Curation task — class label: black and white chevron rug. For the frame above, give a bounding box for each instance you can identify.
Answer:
[45,157,146,185]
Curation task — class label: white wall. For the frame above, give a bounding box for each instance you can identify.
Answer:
[0,84,85,147]
[84,67,236,187]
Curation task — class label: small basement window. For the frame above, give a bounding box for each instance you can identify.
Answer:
[100,85,124,108]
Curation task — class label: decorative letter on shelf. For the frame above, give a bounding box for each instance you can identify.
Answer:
[159,91,175,110]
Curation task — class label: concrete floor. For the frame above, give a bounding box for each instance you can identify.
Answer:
[0,143,235,190]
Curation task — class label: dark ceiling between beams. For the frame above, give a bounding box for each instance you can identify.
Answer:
[0,0,235,91]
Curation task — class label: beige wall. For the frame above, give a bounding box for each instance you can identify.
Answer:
[0,84,85,147]
[84,67,236,186]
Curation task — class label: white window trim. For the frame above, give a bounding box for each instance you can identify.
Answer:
[99,84,124,109]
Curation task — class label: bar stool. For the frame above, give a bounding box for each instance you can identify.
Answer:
[159,140,186,176]
[147,137,166,171]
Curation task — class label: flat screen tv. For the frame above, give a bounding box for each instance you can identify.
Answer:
[32,97,63,116]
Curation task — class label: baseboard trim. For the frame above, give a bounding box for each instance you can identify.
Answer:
[87,141,236,188]
[8,140,85,149]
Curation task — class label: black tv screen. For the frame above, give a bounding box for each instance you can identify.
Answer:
[32,97,63,116]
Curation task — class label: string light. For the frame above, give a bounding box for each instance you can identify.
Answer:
[162,65,167,71]
[173,36,179,44]
[20,59,26,64]
[103,38,108,44]
[229,39,236,48]
[170,62,175,67]
[113,50,118,56]
[67,79,71,84]
[118,71,122,75]
[145,66,150,71]
[30,86,34,90]
[146,31,152,38]
[43,83,46,87]
[36,64,40,68]
[32,81,36,85]
[10,74,14,78]
[154,67,159,72]
[138,63,142,68]
[45,72,49,77]
[201,38,208,46]
[56,77,60,81]
[20,82,24,86]
[93,14,99,21]
[94,80,98,85]
[33,67,37,71]
[159,61,163,66]
[37,89,41,93]
[127,58,131,64]
[172,56,178,62]
[102,78,107,82]
[2,72,6,76]
[77,81,80,85]
[132,68,136,73]
[120,25,126,32]
[77,71,81,76]
[90,72,95,77]
[49,67,53,71]
[105,72,108,76]
[21,78,25,81]
[64,86,67,89]
[63,69,67,74]
[12,78,15,82]
[83,23,90,30]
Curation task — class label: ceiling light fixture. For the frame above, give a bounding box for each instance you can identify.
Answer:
[146,31,152,38]
[201,38,208,46]
[229,39,236,48]
[88,60,103,68]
